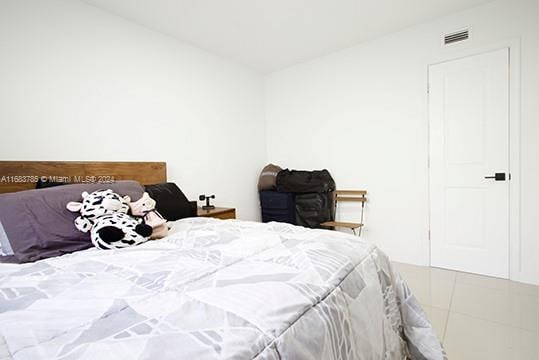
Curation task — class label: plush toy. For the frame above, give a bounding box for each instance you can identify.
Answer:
[89,212,152,249]
[67,189,152,249]
[127,192,168,239]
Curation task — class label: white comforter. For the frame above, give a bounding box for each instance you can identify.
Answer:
[0,218,445,359]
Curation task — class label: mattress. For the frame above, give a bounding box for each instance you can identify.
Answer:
[0,218,445,359]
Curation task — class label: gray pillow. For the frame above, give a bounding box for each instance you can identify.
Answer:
[0,181,144,263]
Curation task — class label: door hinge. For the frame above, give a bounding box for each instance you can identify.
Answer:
[427,83,430,94]
[428,230,431,240]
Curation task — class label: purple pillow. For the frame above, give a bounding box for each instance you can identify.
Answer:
[0,181,144,263]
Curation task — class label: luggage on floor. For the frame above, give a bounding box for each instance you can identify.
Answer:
[295,192,335,228]
[257,163,282,191]
[259,191,296,224]
[276,169,336,193]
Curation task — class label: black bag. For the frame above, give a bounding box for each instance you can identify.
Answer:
[295,192,334,228]
[276,169,335,193]
[144,183,196,221]
[259,191,296,224]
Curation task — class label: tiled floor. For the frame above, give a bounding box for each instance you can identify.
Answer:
[392,262,539,360]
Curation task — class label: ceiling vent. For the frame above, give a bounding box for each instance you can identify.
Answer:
[444,29,469,45]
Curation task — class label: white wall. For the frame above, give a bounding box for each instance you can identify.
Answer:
[265,0,539,283]
[0,0,266,220]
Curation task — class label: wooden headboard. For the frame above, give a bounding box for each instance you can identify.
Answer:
[0,161,167,194]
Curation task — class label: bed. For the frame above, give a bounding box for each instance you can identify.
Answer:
[0,162,445,360]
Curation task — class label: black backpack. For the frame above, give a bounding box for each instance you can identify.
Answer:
[276,169,336,193]
[295,193,335,228]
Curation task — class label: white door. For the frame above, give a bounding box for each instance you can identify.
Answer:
[429,48,510,278]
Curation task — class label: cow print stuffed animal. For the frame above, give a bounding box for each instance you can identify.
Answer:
[67,189,152,249]
[127,192,168,240]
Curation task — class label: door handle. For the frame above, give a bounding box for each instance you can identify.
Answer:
[484,173,506,181]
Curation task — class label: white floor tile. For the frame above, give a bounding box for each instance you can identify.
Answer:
[508,327,539,358]
[444,312,512,360]
[393,262,456,310]
[510,280,539,299]
[451,281,512,325]
[456,271,510,291]
[456,271,539,299]
[395,262,539,358]
[509,292,539,333]
[451,280,539,332]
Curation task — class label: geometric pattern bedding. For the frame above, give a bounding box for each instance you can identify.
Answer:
[0,218,446,359]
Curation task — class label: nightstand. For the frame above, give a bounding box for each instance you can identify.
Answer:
[197,207,236,220]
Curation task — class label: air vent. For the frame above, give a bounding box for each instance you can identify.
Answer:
[444,30,469,45]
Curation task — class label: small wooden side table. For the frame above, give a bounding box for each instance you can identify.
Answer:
[197,207,236,220]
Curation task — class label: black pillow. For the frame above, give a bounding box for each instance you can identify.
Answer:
[35,179,68,189]
[144,183,196,221]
